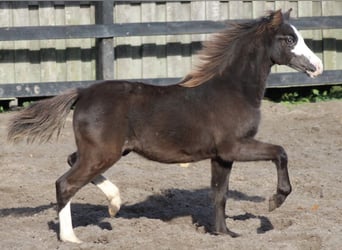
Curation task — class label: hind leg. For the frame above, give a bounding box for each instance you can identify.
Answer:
[67,152,121,217]
[57,150,121,243]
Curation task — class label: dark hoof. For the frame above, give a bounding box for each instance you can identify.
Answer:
[227,230,240,238]
[213,229,240,238]
[269,193,287,212]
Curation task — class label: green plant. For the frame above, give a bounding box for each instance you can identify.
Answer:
[330,85,342,99]
[23,101,32,108]
[279,85,342,104]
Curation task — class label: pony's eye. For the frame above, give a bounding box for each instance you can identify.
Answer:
[286,36,295,45]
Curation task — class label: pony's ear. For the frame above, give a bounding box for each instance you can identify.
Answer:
[268,9,284,30]
[283,8,292,21]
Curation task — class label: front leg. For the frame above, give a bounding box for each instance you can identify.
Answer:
[221,138,292,211]
[211,158,239,237]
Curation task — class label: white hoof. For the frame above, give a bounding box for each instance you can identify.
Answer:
[108,196,121,217]
[180,163,190,168]
[60,232,83,244]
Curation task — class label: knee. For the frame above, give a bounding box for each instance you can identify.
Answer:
[278,145,287,158]
[274,145,288,164]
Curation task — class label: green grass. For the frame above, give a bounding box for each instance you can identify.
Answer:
[266,85,342,104]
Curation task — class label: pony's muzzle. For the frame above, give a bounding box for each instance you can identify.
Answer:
[307,60,323,78]
[289,55,323,78]
[305,51,323,78]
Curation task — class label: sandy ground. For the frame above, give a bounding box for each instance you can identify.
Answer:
[0,100,341,250]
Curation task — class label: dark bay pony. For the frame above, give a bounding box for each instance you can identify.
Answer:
[8,9,323,243]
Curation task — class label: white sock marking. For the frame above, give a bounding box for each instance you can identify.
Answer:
[92,175,121,217]
[59,200,82,243]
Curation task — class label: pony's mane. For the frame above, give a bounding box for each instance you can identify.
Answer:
[179,11,279,88]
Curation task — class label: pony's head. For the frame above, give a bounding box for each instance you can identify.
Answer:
[180,9,323,88]
[268,9,323,78]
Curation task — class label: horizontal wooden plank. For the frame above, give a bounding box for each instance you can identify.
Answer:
[0,16,341,41]
[113,0,211,1]
[291,16,342,30]
[0,21,225,41]
[267,70,342,88]
[0,81,101,98]
[0,70,341,98]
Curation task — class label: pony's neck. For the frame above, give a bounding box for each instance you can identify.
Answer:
[180,21,275,107]
[221,38,273,107]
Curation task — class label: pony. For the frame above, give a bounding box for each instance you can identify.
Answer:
[8,9,323,243]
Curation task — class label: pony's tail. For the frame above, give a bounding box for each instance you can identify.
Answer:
[7,89,79,144]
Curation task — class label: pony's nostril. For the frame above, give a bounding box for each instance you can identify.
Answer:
[307,61,323,78]
[308,63,317,73]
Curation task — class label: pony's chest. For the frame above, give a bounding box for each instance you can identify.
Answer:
[235,107,261,138]
[213,105,261,139]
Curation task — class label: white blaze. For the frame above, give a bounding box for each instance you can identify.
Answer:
[291,25,323,78]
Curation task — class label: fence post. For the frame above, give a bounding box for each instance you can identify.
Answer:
[95,0,114,80]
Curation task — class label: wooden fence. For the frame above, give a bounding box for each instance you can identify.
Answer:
[0,0,341,99]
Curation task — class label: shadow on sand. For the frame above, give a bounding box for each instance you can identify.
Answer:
[0,187,273,236]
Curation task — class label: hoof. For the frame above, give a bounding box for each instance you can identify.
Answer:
[180,163,190,168]
[269,193,287,212]
[108,197,121,217]
[227,230,240,238]
[213,228,240,238]
[60,233,83,244]
[108,205,119,218]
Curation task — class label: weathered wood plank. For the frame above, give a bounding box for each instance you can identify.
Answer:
[0,2,15,84]
[65,4,82,81]
[1,16,342,41]
[54,3,67,82]
[190,1,206,68]
[141,2,167,78]
[27,3,40,83]
[39,2,57,82]
[322,1,342,71]
[81,2,95,81]
[311,0,323,63]
[206,1,220,21]
[13,2,30,83]
[95,0,114,80]
[178,1,191,76]
[0,70,341,98]
[252,0,274,19]
[115,3,142,79]
[166,2,191,78]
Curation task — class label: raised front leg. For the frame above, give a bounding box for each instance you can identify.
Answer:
[211,158,238,237]
[221,138,292,212]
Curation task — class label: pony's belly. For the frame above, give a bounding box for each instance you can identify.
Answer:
[132,145,213,164]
